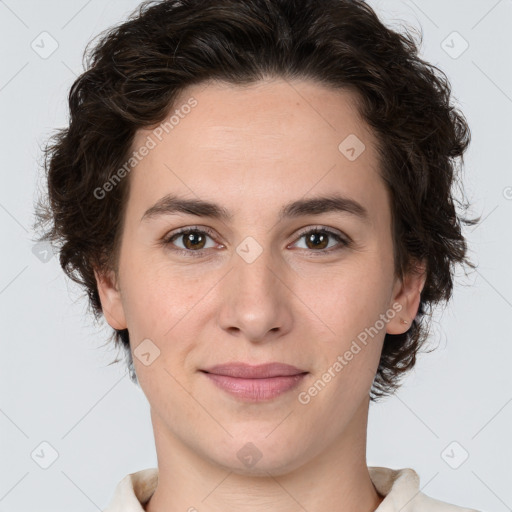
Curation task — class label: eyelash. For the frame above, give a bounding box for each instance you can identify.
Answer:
[161,225,351,258]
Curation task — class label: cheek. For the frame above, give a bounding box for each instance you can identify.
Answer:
[302,261,390,385]
[122,270,197,395]
[118,255,217,388]
[299,260,390,336]
[119,248,196,338]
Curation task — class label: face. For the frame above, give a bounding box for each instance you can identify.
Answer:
[96,78,424,475]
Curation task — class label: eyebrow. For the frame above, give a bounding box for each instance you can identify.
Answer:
[141,193,370,224]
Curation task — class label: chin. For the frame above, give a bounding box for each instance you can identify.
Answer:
[202,431,315,477]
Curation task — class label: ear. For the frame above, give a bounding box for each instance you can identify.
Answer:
[94,268,127,330]
[386,259,427,335]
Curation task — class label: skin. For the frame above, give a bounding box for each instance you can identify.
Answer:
[95,78,426,512]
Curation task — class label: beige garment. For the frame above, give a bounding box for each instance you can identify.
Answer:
[102,466,480,512]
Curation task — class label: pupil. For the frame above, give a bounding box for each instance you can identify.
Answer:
[185,232,205,249]
[308,232,328,250]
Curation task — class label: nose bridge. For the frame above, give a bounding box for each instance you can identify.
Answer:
[217,239,292,340]
[233,239,282,306]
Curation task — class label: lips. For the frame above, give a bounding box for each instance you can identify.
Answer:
[200,362,308,401]
[201,362,307,378]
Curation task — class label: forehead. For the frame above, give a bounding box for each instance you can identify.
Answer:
[127,78,387,226]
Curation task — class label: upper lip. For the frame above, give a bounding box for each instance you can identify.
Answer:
[201,362,308,378]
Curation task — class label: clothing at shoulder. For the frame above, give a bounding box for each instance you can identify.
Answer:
[103,468,157,512]
[102,466,480,512]
[368,467,479,512]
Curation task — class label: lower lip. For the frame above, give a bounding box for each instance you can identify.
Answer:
[202,372,308,401]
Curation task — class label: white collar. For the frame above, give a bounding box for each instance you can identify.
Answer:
[103,466,478,512]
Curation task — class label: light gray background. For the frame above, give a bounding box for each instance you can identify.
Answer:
[1,0,511,511]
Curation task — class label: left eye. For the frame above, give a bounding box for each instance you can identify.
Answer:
[291,228,348,252]
[163,226,349,255]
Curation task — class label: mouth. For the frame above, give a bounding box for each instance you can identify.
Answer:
[199,362,309,402]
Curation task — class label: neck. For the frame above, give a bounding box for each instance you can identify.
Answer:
[145,395,383,512]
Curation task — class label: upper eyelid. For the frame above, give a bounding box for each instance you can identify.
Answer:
[166,225,219,242]
[294,225,345,238]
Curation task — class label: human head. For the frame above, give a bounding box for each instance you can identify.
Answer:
[35,0,479,403]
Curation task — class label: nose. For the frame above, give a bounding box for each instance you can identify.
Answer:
[216,246,293,344]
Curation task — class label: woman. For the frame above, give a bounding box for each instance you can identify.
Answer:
[35,0,480,510]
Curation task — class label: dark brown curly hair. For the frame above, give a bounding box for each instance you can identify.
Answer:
[34,0,480,401]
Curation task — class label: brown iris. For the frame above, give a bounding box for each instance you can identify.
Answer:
[182,231,207,250]
[304,231,329,250]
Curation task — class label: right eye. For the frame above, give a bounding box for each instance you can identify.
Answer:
[162,226,221,256]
